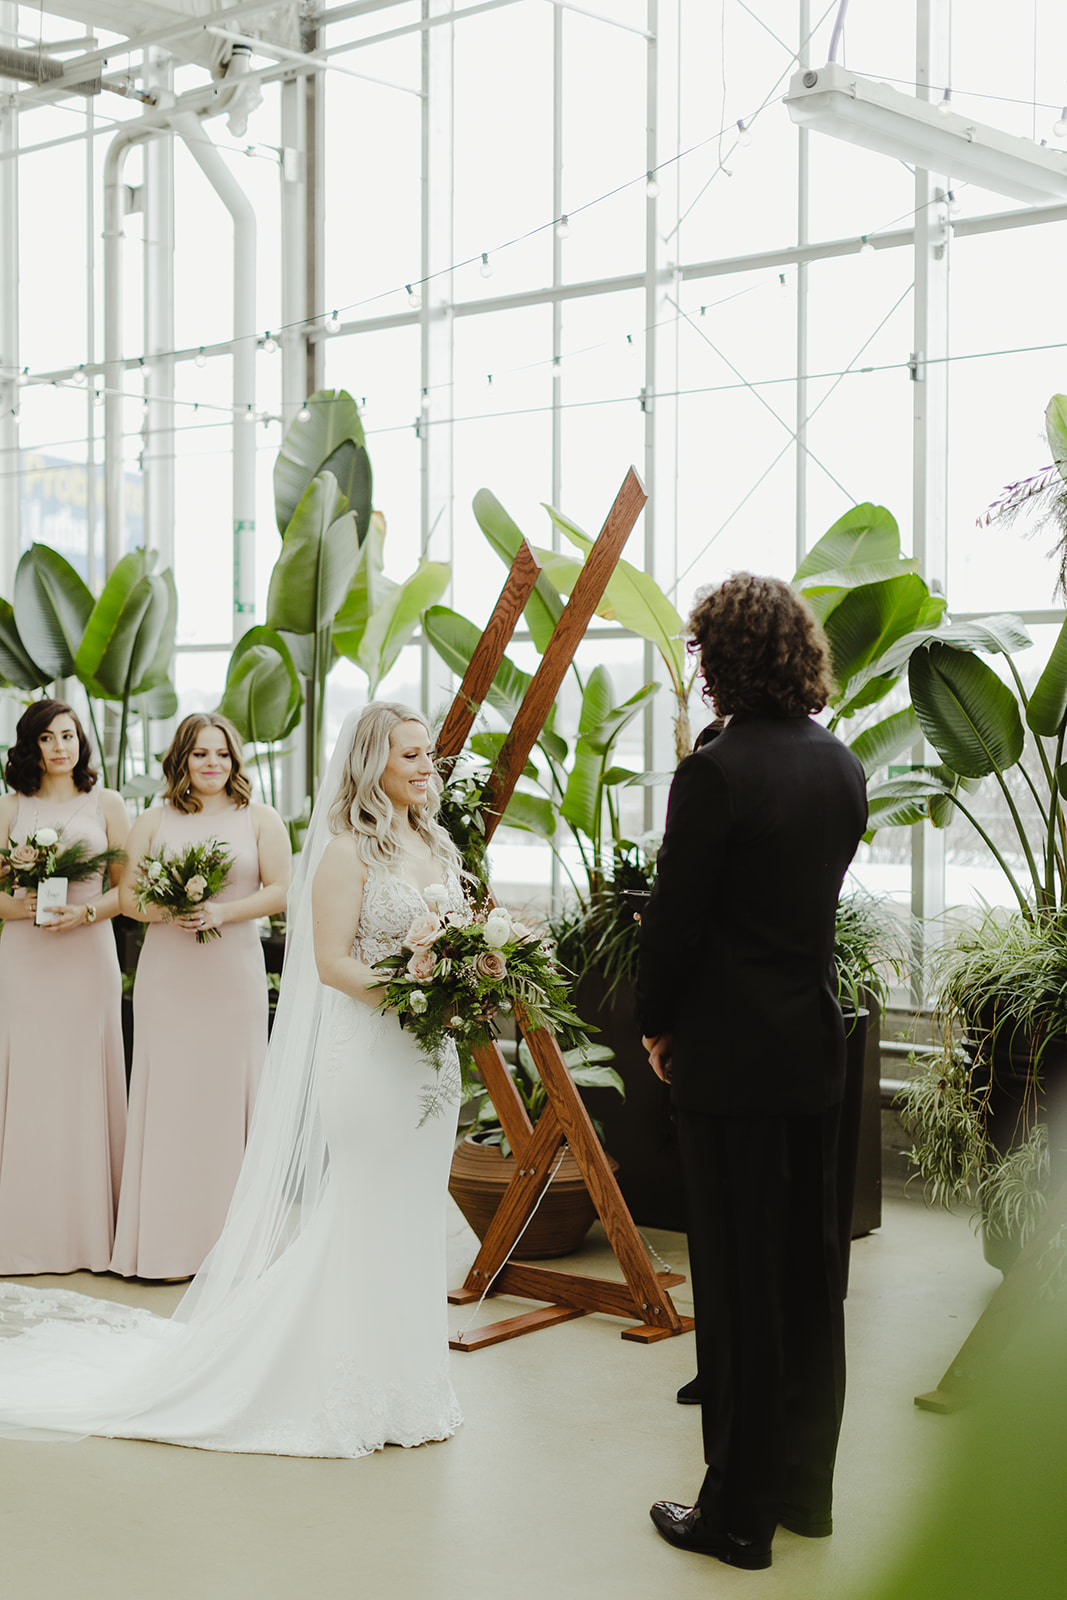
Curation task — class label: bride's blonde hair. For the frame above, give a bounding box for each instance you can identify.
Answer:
[329,701,461,874]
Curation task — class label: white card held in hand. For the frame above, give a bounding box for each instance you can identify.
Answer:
[36,877,68,926]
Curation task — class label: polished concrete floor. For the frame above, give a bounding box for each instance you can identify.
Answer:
[0,1189,999,1600]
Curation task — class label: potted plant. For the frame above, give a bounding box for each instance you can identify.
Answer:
[889,392,1067,1269]
[448,1036,624,1259]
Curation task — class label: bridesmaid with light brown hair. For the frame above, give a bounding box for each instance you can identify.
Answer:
[112,712,291,1280]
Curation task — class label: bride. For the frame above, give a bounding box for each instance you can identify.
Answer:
[0,702,466,1457]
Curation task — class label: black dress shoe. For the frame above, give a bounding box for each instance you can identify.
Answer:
[675,1376,702,1405]
[778,1503,833,1538]
[649,1502,772,1569]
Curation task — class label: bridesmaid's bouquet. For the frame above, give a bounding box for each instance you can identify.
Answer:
[0,825,125,891]
[369,890,592,1075]
[132,840,234,943]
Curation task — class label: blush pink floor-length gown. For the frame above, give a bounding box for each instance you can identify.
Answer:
[110,801,268,1279]
[0,790,126,1274]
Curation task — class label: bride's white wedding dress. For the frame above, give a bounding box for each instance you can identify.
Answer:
[0,862,463,1457]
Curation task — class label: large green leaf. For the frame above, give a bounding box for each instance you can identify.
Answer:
[423,605,567,765]
[347,560,450,696]
[559,668,615,841]
[823,574,935,695]
[793,504,902,583]
[500,790,557,839]
[12,544,94,680]
[909,642,1026,778]
[90,572,174,700]
[865,767,959,830]
[848,707,920,777]
[469,731,538,781]
[1046,393,1067,477]
[75,549,149,691]
[331,512,394,656]
[581,680,660,755]
[472,489,564,652]
[1026,612,1067,738]
[138,568,178,693]
[218,627,302,744]
[843,612,1031,710]
[0,597,50,689]
[266,473,359,638]
[798,558,921,595]
[541,505,686,685]
[139,679,179,721]
[274,390,372,541]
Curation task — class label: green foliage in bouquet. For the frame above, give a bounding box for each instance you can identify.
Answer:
[132,839,234,944]
[369,894,593,1080]
[0,823,125,890]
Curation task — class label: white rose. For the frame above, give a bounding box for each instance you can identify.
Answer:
[185,874,208,902]
[409,990,428,1015]
[147,860,165,882]
[34,827,59,847]
[422,882,448,909]
[483,908,511,949]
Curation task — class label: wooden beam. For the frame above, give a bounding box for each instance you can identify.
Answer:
[479,467,646,841]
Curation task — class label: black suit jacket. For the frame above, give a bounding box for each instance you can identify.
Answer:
[636,713,867,1116]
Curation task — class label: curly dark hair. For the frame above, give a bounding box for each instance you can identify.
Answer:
[4,699,98,795]
[688,572,835,718]
[162,713,252,814]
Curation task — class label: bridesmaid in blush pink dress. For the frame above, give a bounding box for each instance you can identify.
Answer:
[0,700,130,1274]
[111,713,290,1280]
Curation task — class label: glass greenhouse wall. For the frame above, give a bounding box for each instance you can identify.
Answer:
[3,0,1067,941]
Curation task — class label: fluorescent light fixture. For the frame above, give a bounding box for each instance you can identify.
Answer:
[784,63,1067,205]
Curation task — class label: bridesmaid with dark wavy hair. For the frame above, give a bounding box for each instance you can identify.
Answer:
[112,713,291,1280]
[0,699,130,1274]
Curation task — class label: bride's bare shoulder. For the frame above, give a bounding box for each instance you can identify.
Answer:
[317,831,365,879]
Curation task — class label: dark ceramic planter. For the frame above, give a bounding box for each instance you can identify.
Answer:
[573,973,882,1246]
[965,1022,1067,1273]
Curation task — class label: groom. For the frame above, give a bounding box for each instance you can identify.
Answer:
[636,572,867,1570]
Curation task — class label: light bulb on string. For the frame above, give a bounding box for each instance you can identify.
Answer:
[645,170,660,199]
[947,188,962,214]
[778,272,788,296]
[735,119,752,147]
[406,284,422,310]
[297,405,311,422]
[16,367,29,386]
[72,365,87,386]
[194,346,207,368]
[242,404,257,424]
[1055,107,1067,138]
[93,388,105,407]
[325,311,341,334]
[262,332,277,354]
[420,388,430,413]
[555,215,570,239]
[937,89,952,115]
[479,252,493,279]
[859,235,876,257]
[551,357,562,374]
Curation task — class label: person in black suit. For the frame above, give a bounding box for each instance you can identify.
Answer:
[637,572,867,1571]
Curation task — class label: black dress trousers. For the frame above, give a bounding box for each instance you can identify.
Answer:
[676,1103,847,1545]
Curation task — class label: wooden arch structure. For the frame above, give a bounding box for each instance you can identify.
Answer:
[435,468,694,1351]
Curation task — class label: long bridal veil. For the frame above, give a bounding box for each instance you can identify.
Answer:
[0,711,363,1443]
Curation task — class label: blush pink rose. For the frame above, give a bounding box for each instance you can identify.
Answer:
[474,950,507,981]
[405,913,442,949]
[9,843,39,868]
[407,947,436,982]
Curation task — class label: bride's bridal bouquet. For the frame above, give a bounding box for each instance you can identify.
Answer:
[370,890,591,1073]
[131,840,234,943]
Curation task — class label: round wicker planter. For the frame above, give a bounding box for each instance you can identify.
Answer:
[448,1132,619,1259]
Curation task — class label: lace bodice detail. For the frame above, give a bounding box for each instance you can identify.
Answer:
[353,866,464,967]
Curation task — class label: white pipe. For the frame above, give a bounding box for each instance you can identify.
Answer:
[103,117,167,578]
[170,110,257,642]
